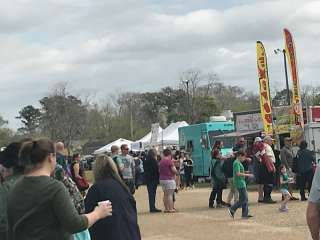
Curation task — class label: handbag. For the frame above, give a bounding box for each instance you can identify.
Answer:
[73,230,91,240]
[261,155,275,173]
[75,177,89,191]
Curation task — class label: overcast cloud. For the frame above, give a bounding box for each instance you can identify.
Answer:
[1,0,320,129]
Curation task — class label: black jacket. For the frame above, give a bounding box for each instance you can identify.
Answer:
[297,149,316,174]
[143,155,159,184]
[85,179,141,240]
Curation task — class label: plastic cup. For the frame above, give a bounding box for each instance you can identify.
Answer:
[98,200,111,206]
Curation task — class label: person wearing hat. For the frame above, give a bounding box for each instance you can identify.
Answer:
[260,136,277,203]
[280,137,299,200]
[0,142,25,240]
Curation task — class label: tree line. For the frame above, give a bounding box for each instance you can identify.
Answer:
[1,69,319,152]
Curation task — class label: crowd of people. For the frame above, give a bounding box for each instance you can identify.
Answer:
[208,135,317,219]
[110,145,194,214]
[0,139,194,239]
[0,139,141,240]
[0,135,318,239]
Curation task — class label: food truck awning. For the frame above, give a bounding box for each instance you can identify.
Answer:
[215,130,262,138]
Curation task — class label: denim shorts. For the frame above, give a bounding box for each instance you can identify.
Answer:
[280,188,290,196]
[160,180,176,191]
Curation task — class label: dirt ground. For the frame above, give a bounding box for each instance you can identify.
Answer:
[134,186,312,240]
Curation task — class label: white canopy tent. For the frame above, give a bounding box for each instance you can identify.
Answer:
[156,121,189,146]
[131,126,163,151]
[93,138,133,155]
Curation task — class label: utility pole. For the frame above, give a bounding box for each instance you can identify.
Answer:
[183,80,190,123]
[130,99,134,140]
[274,48,290,105]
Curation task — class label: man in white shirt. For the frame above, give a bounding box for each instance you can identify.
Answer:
[261,136,276,203]
[117,144,135,194]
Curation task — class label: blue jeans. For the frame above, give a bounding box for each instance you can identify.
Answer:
[230,187,248,217]
[147,182,158,211]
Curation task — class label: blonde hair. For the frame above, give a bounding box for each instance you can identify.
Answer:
[93,155,129,192]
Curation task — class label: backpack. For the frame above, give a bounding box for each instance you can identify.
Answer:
[212,159,226,186]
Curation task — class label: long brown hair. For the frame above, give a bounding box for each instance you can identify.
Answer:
[93,155,129,193]
[147,149,157,160]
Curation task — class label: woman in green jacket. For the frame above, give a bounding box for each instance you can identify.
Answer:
[7,139,113,240]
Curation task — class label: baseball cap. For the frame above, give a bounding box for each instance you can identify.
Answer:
[254,137,262,143]
[284,137,292,142]
[263,136,274,142]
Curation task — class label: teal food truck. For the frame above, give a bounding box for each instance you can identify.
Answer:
[178,119,235,177]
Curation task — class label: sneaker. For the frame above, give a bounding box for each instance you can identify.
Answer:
[150,209,162,213]
[301,197,308,201]
[263,199,277,204]
[222,201,231,207]
[228,208,235,219]
[242,215,253,219]
[279,207,288,212]
[290,196,299,201]
[216,203,223,208]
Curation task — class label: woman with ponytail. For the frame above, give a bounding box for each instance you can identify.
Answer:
[7,139,112,240]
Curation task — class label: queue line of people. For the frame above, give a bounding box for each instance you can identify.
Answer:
[0,139,141,240]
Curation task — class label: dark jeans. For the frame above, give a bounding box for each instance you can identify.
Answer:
[146,181,158,211]
[230,187,249,217]
[185,172,193,187]
[263,184,273,200]
[180,173,185,188]
[209,185,223,206]
[124,179,135,194]
[298,170,314,199]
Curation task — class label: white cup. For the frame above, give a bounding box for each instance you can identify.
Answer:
[98,200,111,206]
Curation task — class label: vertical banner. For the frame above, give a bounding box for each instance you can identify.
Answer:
[256,41,273,135]
[284,28,304,129]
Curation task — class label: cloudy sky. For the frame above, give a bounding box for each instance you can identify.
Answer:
[1,0,320,129]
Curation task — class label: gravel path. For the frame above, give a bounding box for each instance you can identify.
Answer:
[135,186,312,240]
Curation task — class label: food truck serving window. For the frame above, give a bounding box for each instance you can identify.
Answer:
[208,130,234,147]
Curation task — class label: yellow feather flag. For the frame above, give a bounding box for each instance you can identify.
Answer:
[256,41,273,135]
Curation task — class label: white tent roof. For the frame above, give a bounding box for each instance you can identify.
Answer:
[93,138,133,155]
[157,121,189,145]
[131,126,163,151]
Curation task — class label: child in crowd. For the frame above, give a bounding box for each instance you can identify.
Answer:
[228,150,254,219]
[279,164,292,212]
